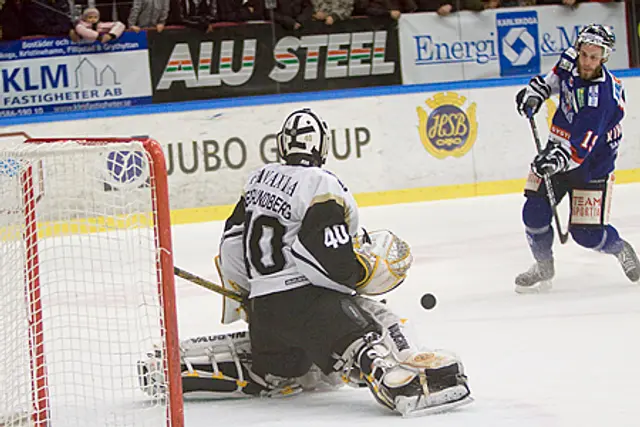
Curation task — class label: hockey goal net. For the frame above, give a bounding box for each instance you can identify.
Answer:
[0,135,183,427]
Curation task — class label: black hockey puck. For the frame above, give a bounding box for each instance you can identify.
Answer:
[420,293,437,310]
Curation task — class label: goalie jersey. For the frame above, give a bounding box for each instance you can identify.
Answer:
[541,47,625,181]
[219,162,365,298]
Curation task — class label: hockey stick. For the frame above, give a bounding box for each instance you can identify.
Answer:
[173,266,245,303]
[527,117,569,244]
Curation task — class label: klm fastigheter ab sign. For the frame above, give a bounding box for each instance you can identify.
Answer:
[0,32,152,117]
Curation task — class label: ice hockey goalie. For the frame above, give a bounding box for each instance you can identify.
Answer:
[137,231,472,417]
[138,108,473,417]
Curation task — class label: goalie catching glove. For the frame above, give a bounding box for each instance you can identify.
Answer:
[353,229,413,296]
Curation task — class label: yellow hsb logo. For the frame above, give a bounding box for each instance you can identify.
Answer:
[417,92,477,159]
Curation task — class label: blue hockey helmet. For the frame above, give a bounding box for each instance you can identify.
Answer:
[576,24,615,60]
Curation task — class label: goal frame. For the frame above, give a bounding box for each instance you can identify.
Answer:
[13,136,184,427]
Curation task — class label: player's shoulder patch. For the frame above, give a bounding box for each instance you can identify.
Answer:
[588,85,599,108]
[558,58,573,72]
[610,73,625,108]
[563,47,578,60]
[556,48,576,73]
[612,74,624,95]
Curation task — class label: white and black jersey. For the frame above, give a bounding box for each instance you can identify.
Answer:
[219,162,364,298]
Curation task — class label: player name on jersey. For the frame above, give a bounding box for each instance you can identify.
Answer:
[245,169,300,220]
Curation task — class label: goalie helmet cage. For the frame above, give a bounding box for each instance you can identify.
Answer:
[0,136,184,427]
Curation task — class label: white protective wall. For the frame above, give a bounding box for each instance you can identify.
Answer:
[2,76,640,211]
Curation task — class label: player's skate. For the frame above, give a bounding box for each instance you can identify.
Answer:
[515,259,554,293]
[615,240,640,282]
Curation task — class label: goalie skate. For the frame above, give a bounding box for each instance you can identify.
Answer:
[391,354,472,417]
[615,240,640,282]
[344,329,473,418]
[395,383,473,417]
[515,259,554,294]
[370,354,473,417]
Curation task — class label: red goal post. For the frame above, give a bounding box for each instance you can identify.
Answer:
[0,136,183,427]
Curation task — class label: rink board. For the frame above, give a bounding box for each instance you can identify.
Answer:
[1,71,640,224]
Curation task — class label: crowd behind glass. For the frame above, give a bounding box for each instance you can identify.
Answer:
[0,0,620,43]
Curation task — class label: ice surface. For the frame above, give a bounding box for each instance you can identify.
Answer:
[171,183,640,426]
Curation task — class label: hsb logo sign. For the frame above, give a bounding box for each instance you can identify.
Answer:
[416,92,478,159]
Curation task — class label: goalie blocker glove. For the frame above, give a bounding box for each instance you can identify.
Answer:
[516,75,551,118]
[531,141,570,178]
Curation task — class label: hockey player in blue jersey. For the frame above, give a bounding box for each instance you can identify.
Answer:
[514,23,640,293]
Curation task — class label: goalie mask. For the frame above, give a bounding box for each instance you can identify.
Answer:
[277,108,330,167]
[576,24,615,60]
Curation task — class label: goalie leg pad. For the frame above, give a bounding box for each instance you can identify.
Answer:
[137,329,341,399]
[215,254,249,325]
[138,331,300,399]
[340,332,472,416]
[333,299,472,416]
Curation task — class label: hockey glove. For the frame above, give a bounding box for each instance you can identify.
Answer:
[531,141,570,178]
[516,76,551,118]
[353,230,413,296]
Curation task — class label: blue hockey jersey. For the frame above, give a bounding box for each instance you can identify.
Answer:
[541,47,625,181]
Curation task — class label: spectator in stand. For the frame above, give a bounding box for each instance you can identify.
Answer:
[70,7,125,43]
[271,0,314,30]
[311,0,354,25]
[416,0,483,15]
[217,0,264,22]
[179,0,218,31]
[128,0,171,33]
[501,0,536,7]
[536,0,578,5]
[354,0,416,21]
[0,0,25,40]
[73,0,125,23]
[23,0,73,37]
[166,0,183,24]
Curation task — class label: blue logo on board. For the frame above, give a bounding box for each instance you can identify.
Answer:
[104,150,149,191]
[0,158,21,177]
[496,11,540,77]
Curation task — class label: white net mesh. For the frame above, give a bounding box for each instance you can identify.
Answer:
[0,139,178,427]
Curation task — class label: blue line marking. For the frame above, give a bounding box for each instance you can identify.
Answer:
[2,68,639,126]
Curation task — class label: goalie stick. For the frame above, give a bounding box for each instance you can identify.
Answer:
[528,116,569,245]
[173,266,245,303]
